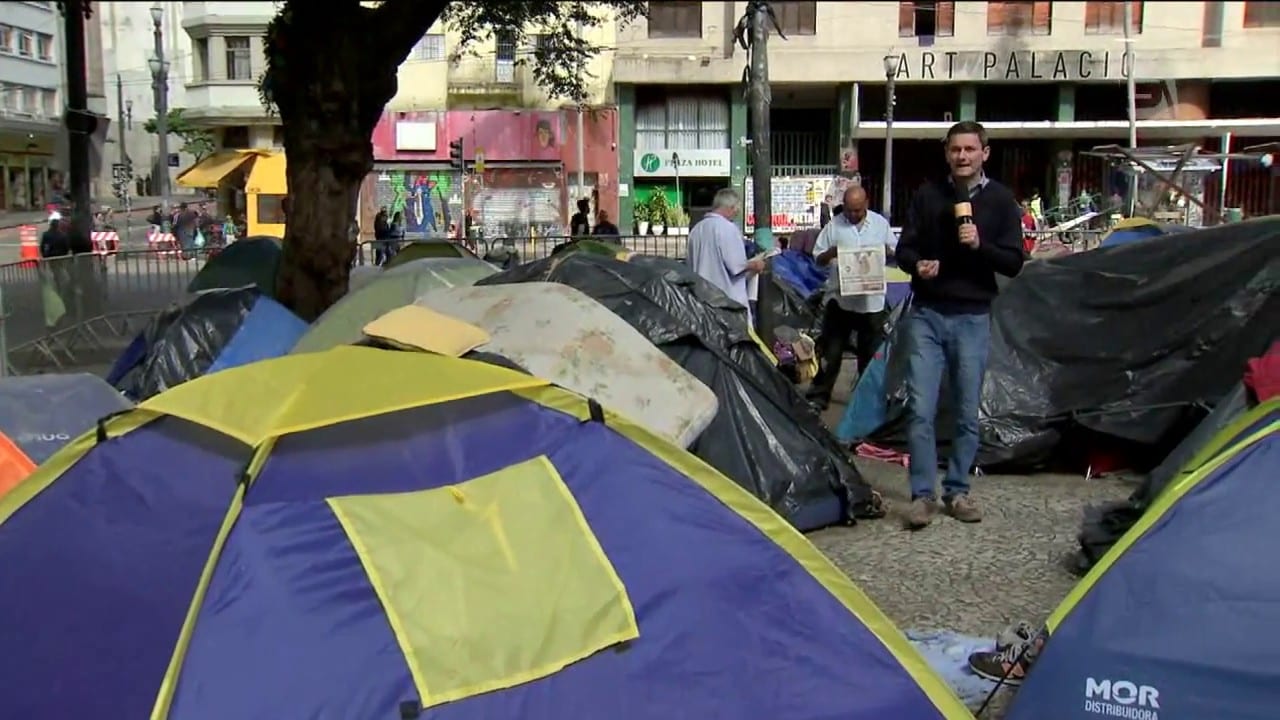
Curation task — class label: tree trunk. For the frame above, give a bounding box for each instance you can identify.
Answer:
[268,0,446,321]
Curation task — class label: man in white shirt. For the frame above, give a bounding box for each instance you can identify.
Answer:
[807,186,897,409]
[686,187,765,323]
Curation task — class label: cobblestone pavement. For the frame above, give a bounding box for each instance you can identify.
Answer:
[812,384,1133,716]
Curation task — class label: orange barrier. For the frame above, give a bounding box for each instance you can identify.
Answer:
[18,225,39,268]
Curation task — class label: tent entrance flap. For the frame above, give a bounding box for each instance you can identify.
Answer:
[176,152,256,189]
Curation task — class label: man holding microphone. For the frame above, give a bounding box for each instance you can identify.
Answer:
[894,121,1025,530]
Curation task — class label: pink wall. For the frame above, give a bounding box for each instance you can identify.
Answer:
[370,107,620,225]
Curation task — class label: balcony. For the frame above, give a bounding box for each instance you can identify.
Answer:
[447,58,525,100]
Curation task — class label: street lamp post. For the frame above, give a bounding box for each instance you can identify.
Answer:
[882,54,899,220]
[148,3,171,221]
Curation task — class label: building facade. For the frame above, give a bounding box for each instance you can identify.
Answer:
[179,1,279,151]
[98,1,191,200]
[613,1,1280,227]
[0,1,63,211]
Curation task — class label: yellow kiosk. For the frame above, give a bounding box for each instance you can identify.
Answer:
[175,149,288,237]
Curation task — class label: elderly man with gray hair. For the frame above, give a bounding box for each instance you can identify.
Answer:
[685,187,766,323]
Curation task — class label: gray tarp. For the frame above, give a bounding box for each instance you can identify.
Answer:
[0,374,133,463]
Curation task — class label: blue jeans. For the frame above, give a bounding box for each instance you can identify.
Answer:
[905,306,990,500]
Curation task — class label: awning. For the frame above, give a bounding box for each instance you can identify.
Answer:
[175,151,256,189]
[246,152,287,195]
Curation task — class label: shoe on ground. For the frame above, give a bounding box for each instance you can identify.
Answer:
[968,632,1045,686]
[944,494,983,523]
[995,621,1035,652]
[903,496,938,530]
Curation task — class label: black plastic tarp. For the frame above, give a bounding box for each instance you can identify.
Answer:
[478,252,881,530]
[870,217,1280,470]
[755,265,821,348]
[1074,382,1253,573]
[108,288,260,401]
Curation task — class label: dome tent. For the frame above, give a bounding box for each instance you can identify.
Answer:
[0,347,967,720]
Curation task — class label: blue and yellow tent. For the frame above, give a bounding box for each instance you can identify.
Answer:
[0,347,970,720]
[1008,398,1280,720]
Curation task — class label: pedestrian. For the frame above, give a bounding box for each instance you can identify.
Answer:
[570,198,592,236]
[894,120,1025,529]
[173,202,199,259]
[592,210,620,236]
[373,207,392,265]
[685,188,765,325]
[806,186,897,410]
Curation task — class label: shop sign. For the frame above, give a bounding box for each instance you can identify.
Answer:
[634,149,731,178]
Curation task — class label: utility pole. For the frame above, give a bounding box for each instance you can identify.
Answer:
[882,55,899,221]
[149,4,171,221]
[115,74,132,245]
[575,21,587,210]
[1123,0,1138,216]
[746,0,776,249]
[62,0,93,243]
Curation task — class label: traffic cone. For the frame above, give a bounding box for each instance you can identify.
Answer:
[18,225,39,268]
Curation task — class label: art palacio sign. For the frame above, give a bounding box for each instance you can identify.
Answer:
[891,49,1134,82]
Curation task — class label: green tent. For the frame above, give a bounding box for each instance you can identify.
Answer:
[292,257,498,353]
[383,239,477,268]
[187,236,282,296]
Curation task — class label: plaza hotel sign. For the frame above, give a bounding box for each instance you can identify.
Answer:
[892,49,1134,82]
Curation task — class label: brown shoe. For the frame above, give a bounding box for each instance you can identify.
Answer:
[944,494,983,523]
[903,496,938,530]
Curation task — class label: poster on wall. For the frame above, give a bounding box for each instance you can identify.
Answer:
[744,177,830,233]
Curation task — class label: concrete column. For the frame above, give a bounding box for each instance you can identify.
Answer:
[958,84,977,121]
[617,84,636,232]
[730,88,748,231]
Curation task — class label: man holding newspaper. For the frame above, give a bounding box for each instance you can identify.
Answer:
[807,185,897,410]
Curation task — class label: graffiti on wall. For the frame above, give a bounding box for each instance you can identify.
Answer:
[366,169,464,238]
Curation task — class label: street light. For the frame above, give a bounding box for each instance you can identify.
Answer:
[149,3,171,222]
[882,54,899,220]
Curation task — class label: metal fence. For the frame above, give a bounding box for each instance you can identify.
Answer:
[0,250,208,374]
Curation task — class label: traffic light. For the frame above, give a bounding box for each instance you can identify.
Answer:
[449,138,464,170]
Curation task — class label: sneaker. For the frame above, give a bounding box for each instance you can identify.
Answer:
[944,494,983,523]
[903,496,938,530]
[968,633,1045,686]
[995,621,1036,653]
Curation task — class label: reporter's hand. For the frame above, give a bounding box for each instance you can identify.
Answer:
[917,259,940,279]
[959,224,980,249]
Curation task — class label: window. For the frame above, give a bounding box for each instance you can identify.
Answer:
[225,36,253,81]
[18,31,34,56]
[1244,0,1280,27]
[495,30,517,62]
[411,33,445,62]
[0,26,11,54]
[988,2,1052,34]
[257,194,288,225]
[21,86,37,112]
[2,86,18,111]
[772,1,817,36]
[36,33,52,61]
[647,1,703,39]
[42,88,57,116]
[1085,1,1142,34]
[531,33,556,52]
[898,1,955,37]
[195,38,210,81]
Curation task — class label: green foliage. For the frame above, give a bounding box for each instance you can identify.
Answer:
[442,0,648,105]
[143,108,218,161]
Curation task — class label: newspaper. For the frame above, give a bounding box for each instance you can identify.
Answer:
[837,245,886,296]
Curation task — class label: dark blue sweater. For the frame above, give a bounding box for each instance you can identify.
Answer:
[895,177,1025,314]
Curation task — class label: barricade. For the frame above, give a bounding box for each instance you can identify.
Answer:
[0,248,210,374]
[18,225,39,269]
[90,231,119,255]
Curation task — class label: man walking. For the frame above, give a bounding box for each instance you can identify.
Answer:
[807,186,896,410]
[686,188,765,323]
[894,121,1025,529]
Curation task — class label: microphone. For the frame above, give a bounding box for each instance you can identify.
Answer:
[954,201,974,227]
